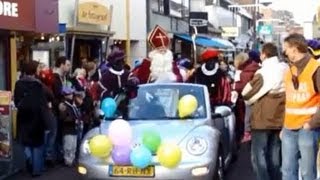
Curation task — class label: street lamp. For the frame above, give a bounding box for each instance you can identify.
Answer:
[191,26,198,68]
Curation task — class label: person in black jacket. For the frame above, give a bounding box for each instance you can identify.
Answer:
[58,86,83,166]
[14,60,48,177]
[38,68,57,164]
[51,56,71,162]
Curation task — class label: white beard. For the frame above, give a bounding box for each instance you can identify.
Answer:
[149,49,176,83]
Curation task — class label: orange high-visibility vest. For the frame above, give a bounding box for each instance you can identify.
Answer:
[284,58,320,129]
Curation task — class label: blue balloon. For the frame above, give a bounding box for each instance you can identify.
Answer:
[101,98,117,118]
[130,146,152,169]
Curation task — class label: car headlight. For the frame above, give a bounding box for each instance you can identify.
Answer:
[186,137,208,155]
[81,140,91,155]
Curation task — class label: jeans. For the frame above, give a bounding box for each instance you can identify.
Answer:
[281,128,320,180]
[251,130,281,180]
[24,146,45,175]
[44,114,57,161]
[63,135,77,166]
[244,104,251,132]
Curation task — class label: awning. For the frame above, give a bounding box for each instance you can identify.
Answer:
[174,33,235,50]
[211,37,236,51]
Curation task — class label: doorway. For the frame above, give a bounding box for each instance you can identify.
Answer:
[66,36,103,70]
[0,34,9,90]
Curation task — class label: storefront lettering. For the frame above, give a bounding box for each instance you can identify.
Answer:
[0,1,18,17]
[77,1,110,25]
[81,10,107,22]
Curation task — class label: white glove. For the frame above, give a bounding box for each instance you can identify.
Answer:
[231,91,238,104]
[234,70,242,82]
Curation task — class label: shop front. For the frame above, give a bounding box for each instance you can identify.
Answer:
[59,0,114,70]
[0,0,58,91]
[0,0,58,178]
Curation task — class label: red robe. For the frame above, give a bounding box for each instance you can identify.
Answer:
[131,58,183,84]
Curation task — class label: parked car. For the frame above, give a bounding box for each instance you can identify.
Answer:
[78,83,234,180]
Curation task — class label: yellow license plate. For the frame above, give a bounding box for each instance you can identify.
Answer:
[109,165,155,177]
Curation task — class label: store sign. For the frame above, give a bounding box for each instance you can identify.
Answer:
[0,0,34,31]
[189,12,208,34]
[0,91,11,106]
[190,19,208,27]
[78,0,111,25]
[0,0,18,17]
[221,27,239,37]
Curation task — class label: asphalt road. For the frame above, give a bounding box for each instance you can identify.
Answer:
[5,143,255,180]
[225,142,255,180]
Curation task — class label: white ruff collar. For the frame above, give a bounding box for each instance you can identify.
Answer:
[201,63,219,76]
[109,68,124,76]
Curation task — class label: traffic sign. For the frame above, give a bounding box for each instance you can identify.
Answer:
[189,12,208,34]
[258,25,273,35]
[189,19,208,27]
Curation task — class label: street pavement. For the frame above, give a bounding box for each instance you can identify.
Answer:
[5,143,255,180]
[225,142,255,180]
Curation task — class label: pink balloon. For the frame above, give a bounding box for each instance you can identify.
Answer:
[108,119,133,146]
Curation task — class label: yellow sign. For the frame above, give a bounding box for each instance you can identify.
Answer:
[110,166,155,177]
[222,27,239,37]
[78,0,111,25]
[0,91,11,105]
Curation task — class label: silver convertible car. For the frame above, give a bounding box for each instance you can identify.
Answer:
[78,83,236,180]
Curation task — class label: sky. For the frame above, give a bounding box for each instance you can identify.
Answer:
[267,0,318,24]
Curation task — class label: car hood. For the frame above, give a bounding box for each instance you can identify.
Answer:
[96,119,209,146]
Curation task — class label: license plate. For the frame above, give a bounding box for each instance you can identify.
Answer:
[109,165,155,177]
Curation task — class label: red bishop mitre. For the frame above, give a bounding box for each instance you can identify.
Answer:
[148,25,170,49]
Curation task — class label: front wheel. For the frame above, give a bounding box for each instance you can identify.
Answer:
[213,144,225,180]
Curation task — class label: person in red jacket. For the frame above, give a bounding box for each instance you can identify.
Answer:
[232,52,260,143]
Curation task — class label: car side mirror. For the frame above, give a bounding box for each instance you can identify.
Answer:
[211,112,224,130]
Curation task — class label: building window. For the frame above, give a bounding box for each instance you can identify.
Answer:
[170,0,189,18]
[152,0,189,18]
[206,0,214,5]
[151,0,165,14]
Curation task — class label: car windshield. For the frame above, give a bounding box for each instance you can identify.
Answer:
[127,84,207,120]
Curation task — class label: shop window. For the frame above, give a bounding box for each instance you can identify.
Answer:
[32,50,50,68]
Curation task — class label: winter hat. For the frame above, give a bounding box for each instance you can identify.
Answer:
[248,50,261,63]
[178,58,193,70]
[39,68,54,87]
[133,59,143,68]
[307,39,320,58]
[61,86,74,96]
